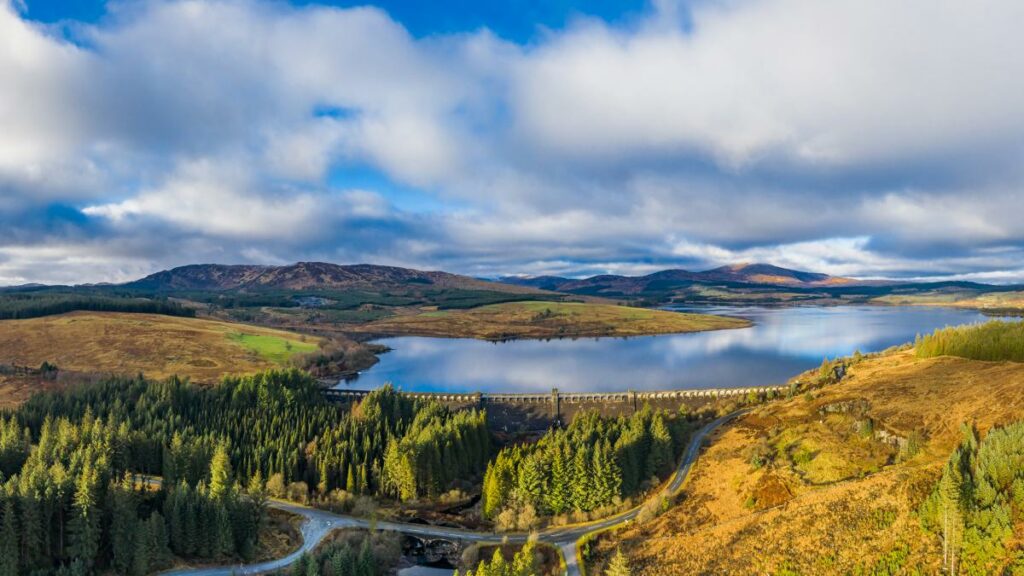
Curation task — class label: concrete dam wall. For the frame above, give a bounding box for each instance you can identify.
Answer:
[323,386,786,432]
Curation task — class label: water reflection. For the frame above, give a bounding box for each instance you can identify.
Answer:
[338,306,993,394]
[397,566,454,576]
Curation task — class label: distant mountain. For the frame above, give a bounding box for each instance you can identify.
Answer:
[124,262,541,294]
[498,275,574,292]
[502,263,855,296]
[698,263,852,286]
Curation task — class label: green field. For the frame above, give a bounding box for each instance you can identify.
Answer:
[228,332,319,363]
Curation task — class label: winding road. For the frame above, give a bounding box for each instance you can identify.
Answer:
[162,411,744,576]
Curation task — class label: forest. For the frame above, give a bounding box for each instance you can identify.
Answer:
[0,413,263,575]
[915,320,1024,362]
[481,407,693,525]
[0,292,195,320]
[17,370,490,501]
[0,369,491,574]
[919,421,1024,575]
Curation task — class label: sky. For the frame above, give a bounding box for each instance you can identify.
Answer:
[3,0,1024,285]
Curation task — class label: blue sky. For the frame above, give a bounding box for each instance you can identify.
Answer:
[22,0,649,40]
[2,0,1024,285]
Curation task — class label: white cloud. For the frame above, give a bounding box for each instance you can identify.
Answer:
[82,160,325,239]
[4,0,1024,283]
[512,0,1024,169]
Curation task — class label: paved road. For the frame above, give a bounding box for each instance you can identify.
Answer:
[161,411,744,576]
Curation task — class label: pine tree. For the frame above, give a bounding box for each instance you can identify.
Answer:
[110,472,138,574]
[517,454,546,511]
[546,445,571,515]
[488,548,508,576]
[572,447,595,511]
[606,548,632,576]
[939,460,964,575]
[358,537,375,576]
[149,512,172,569]
[209,442,233,500]
[0,500,19,576]
[646,414,673,479]
[512,540,538,576]
[68,461,101,568]
[131,516,152,576]
[17,482,44,571]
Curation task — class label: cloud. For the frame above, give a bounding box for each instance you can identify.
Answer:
[3,0,1024,284]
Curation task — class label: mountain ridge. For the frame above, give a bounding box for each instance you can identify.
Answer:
[500,262,858,294]
[123,261,542,294]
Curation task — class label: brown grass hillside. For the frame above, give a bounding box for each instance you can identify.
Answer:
[349,301,750,340]
[588,351,1024,575]
[0,312,320,383]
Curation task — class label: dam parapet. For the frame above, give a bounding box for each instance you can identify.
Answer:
[323,385,786,431]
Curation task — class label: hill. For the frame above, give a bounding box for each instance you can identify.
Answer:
[501,263,854,296]
[0,312,321,383]
[125,261,540,294]
[502,263,1024,308]
[346,301,751,340]
[585,349,1024,574]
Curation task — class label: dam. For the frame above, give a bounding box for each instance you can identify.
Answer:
[323,385,787,431]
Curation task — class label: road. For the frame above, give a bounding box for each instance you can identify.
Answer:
[161,410,744,576]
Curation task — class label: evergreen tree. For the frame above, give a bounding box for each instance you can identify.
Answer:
[209,442,233,500]
[68,461,100,568]
[0,500,19,576]
[516,454,546,511]
[110,472,138,574]
[130,517,152,576]
[646,414,673,479]
[606,548,632,576]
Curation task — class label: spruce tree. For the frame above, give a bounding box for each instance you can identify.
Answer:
[209,442,233,500]
[68,461,100,568]
[0,500,19,576]
[606,548,632,576]
[130,517,152,576]
[110,472,138,574]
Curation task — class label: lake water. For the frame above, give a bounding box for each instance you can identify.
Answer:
[336,305,995,394]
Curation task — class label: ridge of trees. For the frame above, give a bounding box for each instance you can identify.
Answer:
[0,292,195,320]
[915,320,1024,362]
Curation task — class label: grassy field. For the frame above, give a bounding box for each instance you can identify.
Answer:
[227,332,319,363]
[0,311,321,383]
[347,301,750,340]
[587,350,1024,575]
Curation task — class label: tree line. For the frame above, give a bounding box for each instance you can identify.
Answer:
[0,292,195,320]
[481,407,692,522]
[16,369,490,502]
[915,320,1024,362]
[919,421,1024,575]
[0,411,262,575]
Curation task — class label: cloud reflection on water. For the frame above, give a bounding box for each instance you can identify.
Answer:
[339,306,991,393]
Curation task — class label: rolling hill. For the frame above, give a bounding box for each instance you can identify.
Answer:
[124,261,542,293]
[501,263,855,294]
[0,312,321,382]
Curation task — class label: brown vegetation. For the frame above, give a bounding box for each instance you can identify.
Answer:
[587,351,1024,574]
[348,301,750,340]
[0,311,321,383]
